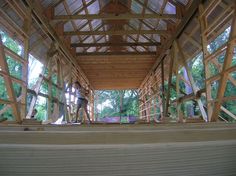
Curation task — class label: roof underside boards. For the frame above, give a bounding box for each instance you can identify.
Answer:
[77,55,156,89]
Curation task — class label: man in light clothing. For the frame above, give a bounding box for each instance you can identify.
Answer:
[74,81,91,124]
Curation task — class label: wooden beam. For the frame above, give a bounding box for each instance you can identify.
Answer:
[64,30,168,36]
[53,13,178,21]
[76,52,156,56]
[71,42,160,47]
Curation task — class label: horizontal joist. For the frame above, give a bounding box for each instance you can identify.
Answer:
[76,51,156,56]
[71,42,160,47]
[64,30,168,36]
[53,13,178,21]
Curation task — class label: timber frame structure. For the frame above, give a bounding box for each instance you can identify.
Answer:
[0,0,236,123]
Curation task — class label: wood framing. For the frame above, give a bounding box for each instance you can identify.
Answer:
[211,3,236,121]
[0,0,235,124]
[0,35,21,122]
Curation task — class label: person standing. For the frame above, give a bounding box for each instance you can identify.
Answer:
[74,81,91,124]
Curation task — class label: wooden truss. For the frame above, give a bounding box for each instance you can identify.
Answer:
[138,0,236,123]
[0,0,95,123]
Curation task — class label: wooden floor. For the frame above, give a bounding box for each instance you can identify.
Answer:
[0,123,236,176]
